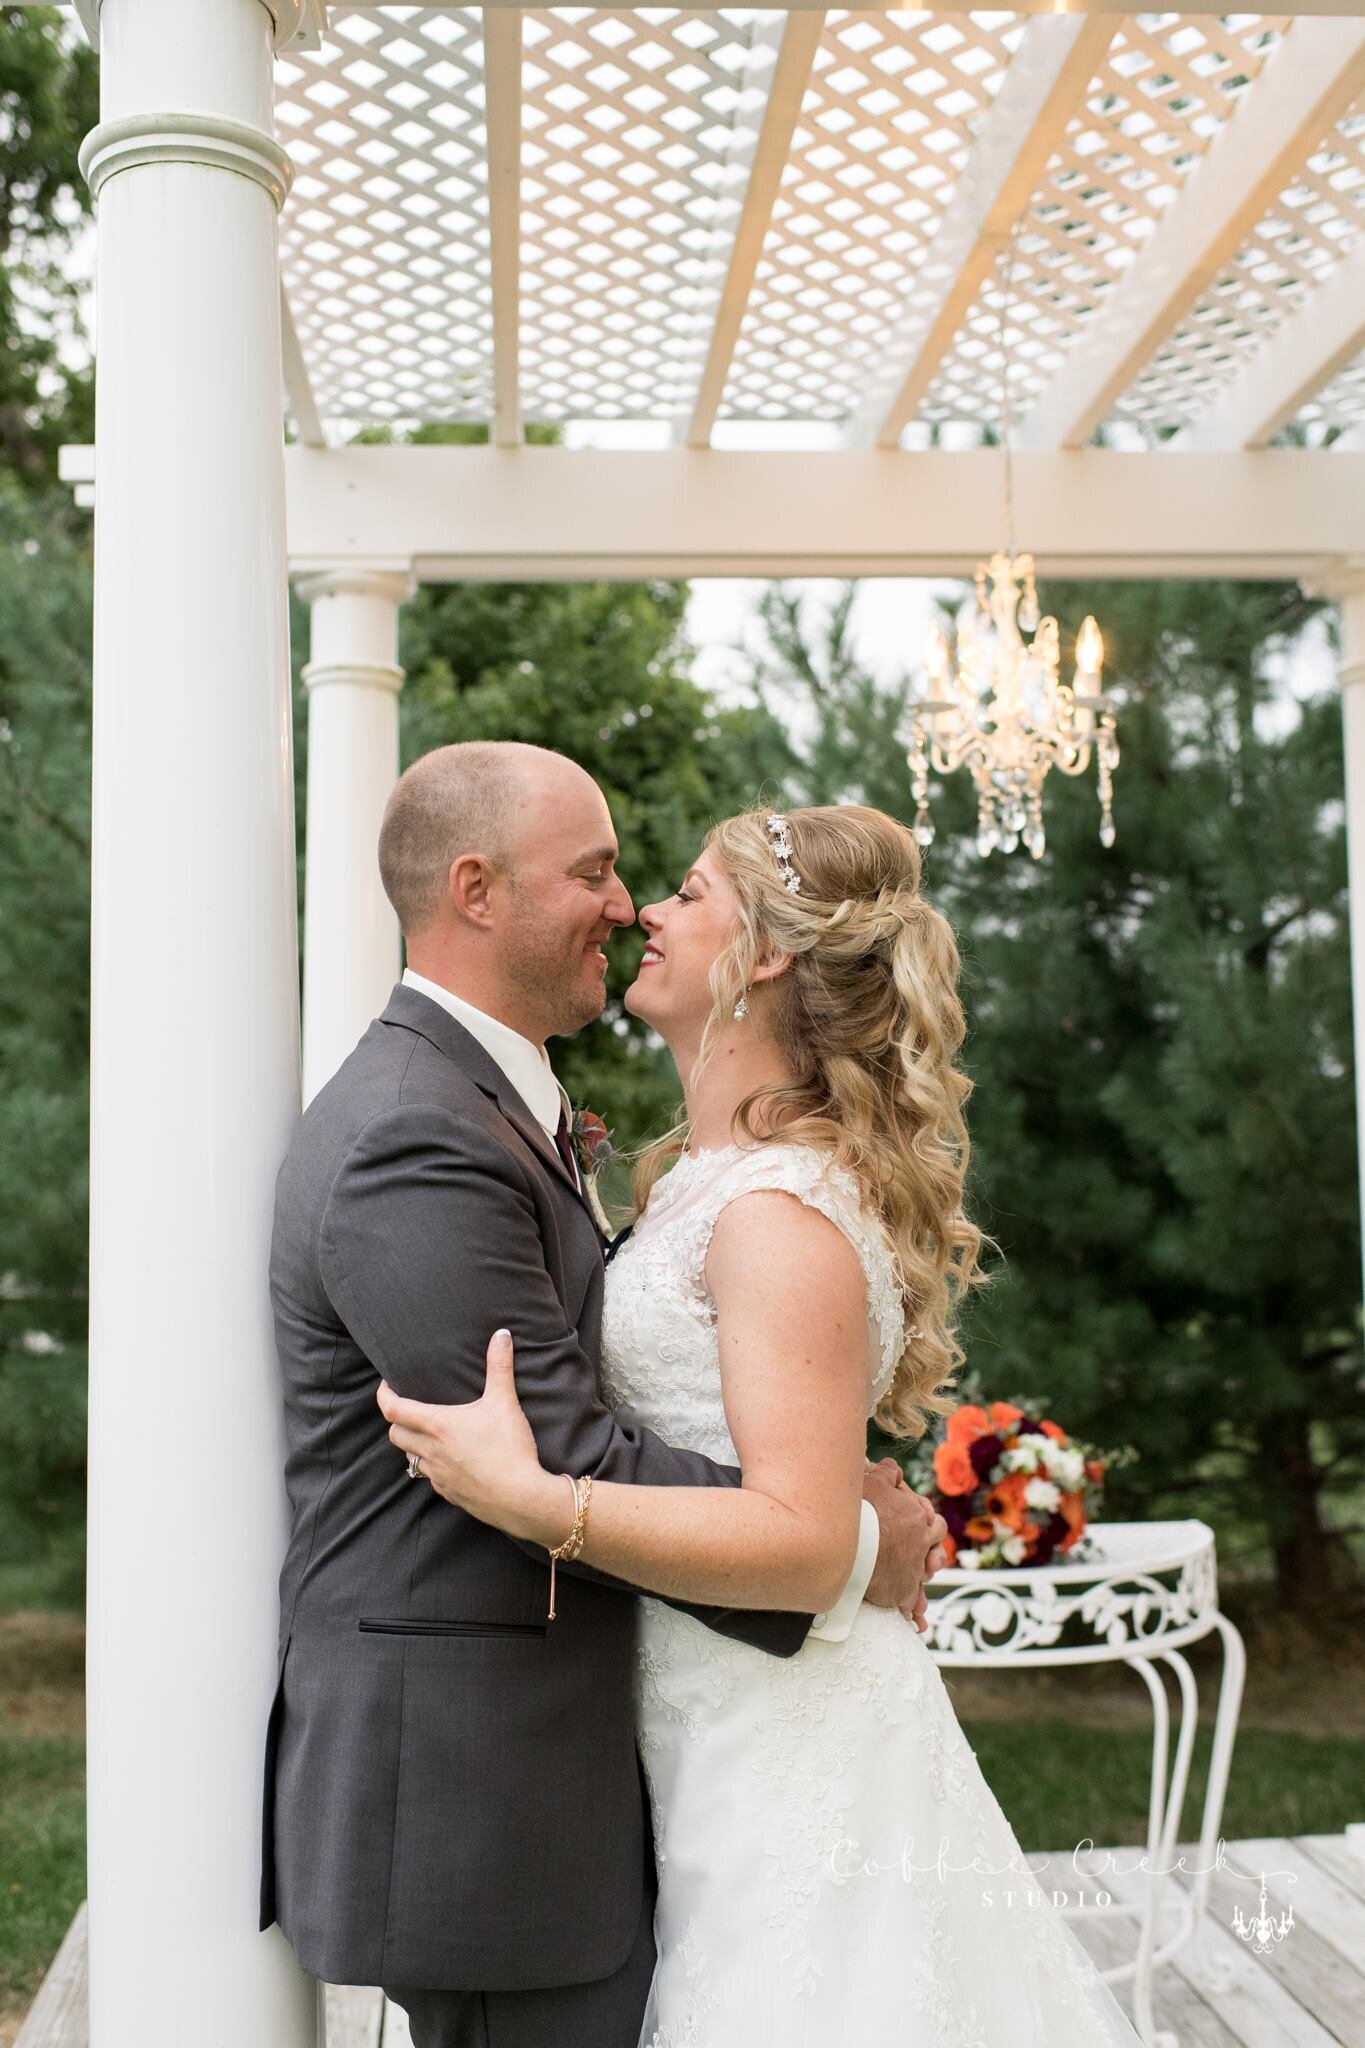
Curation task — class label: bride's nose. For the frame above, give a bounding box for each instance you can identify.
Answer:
[640,899,665,936]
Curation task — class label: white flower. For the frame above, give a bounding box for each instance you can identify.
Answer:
[1001,1535,1027,1565]
[1001,1441,1043,1474]
[958,1549,984,1572]
[1024,1477,1062,1512]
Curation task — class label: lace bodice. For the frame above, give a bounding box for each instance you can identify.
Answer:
[601,1139,903,1459]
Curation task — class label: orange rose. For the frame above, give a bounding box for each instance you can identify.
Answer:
[939,1532,958,1566]
[965,1515,996,1543]
[989,1401,1024,1431]
[1057,1491,1086,1552]
[933,1441,978,1496]
[987,1473,1029,1514]
[946,1404,991,1447]
[1084,1459,1106,1484]
[1039,1420,1067,1443]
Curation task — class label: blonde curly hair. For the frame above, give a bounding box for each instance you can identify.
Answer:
[633,803,991,1441]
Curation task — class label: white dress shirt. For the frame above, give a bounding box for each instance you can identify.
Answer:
[399,968,878,1642]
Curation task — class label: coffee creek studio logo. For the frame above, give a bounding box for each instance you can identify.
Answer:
[828,1835,1300,1945]
[1231,1870,1295,1956]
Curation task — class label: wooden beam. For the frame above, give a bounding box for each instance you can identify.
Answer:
[851,15,1117,450]
[1179,238,1365,450]
[147,442,1365,580]
[280,287,328,449]
[683,11,826,449]
[1016,18,1365,450]
[482,8,523,448]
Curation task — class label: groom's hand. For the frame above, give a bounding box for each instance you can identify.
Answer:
[862,1459,947,1632]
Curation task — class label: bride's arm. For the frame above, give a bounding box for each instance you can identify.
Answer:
[382,1190,870,1614]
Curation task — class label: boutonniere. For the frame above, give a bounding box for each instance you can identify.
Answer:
[571,1107,615,1236]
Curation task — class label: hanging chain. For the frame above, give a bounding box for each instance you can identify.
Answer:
[995,211,1025,561]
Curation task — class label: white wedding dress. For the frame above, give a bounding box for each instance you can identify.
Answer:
[601,1140,1143,2048]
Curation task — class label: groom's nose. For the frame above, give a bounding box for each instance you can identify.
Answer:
[605,874,634,926]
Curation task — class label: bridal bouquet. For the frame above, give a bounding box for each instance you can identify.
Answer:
[904,1383,1128,1571]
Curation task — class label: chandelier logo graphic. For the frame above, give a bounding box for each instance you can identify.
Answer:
[1231,1870,1295,1955]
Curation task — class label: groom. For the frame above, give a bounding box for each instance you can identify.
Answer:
[260,741,947,2048]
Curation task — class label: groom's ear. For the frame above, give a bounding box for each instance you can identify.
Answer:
[448,851,498,928]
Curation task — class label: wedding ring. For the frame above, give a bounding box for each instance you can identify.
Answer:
[406,1451,422,1480]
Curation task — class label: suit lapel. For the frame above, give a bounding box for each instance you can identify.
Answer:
[379,981,602,1228]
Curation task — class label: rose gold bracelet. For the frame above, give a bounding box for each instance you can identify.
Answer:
[546,1472,590,1621]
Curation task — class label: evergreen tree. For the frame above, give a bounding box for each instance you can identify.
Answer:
[0,481,91,1600]
[753,577,1361,1613]
[0,7,97,486]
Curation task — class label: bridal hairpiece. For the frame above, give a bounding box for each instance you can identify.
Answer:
[765,813,802,895]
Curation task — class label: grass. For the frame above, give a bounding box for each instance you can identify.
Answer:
[0,1731,84,2025]
[0,1610,85,2044]
[962,1716,1365,1853]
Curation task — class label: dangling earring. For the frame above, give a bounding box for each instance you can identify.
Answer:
[733,993,749,1021]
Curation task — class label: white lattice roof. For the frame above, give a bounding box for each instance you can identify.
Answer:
[268,5,1365,451]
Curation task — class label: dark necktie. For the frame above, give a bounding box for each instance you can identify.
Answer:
[554,1105,580,1188]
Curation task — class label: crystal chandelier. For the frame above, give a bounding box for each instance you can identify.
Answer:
[907,561,1118,860]
[905,231,1120,862]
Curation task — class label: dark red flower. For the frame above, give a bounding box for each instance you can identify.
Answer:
[967,1431,1003,1479]
[571,1107,615,1176]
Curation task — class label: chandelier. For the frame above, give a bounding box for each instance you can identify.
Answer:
[905,232,1120,862]
[907,560,1118,860]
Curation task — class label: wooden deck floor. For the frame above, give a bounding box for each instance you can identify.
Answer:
[15,1834,1365,2046]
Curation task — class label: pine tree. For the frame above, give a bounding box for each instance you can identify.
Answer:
[753,576,1361,1614]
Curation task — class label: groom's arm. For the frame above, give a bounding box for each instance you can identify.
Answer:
[319,1103,820,1656]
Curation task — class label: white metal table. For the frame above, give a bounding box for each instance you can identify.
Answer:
[924,1519,1247,2047]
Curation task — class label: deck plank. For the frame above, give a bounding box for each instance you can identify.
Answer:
[1297,1834,1365,1911]
[1169,1858,1364,2047]
[1097,1846,1346,2048]
[1028,1849,1249,2047]
[1236,1839,1365,1974]
[12,1833,1365,2048]
[324,1983,384,2048]
[13,1902,86,2048]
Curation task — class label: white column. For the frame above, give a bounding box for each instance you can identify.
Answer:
[1306,558,1365,1312]
[80,3,314,2045]
[297,566,415,1105]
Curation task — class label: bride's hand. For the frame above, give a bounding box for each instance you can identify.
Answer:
[376,1331,574,1546]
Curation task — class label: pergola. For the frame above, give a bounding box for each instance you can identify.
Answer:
[28,0,1365,2040]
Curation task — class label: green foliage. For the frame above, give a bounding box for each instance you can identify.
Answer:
[758,578,1362,1606]
[0,8,97,485]
[397,571,788,1147]
[965,1715,1365,1851]
[0,482,90,1602]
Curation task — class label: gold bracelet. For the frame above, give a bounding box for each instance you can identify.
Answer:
[564,1474,593,1562]
[547,1473,592,1620]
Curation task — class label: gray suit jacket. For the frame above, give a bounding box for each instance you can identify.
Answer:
[259,982,813,1991]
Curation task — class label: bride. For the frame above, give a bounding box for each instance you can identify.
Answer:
[380,802,1142,2046]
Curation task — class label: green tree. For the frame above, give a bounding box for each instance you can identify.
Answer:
[752,577,1361,1614]
[0,480,91,1601]
[0,7,97,486]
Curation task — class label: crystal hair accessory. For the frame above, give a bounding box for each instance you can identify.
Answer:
[765,813,802,895]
